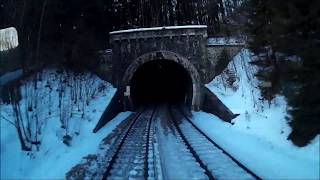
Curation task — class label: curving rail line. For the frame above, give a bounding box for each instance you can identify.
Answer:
[100,104,261,180]
[102,107,157,180]
[169,105,261,180]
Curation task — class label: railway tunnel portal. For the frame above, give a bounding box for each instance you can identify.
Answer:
[123,51,201,111]
[94,25,243,132]
[129,58,194,108]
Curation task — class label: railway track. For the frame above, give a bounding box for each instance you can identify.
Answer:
[102,107,157,180]
[155,105,209,180]
[100,105,260,180]
[168,105,261,180]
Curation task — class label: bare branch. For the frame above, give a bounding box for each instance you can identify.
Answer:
[0,115,16,127]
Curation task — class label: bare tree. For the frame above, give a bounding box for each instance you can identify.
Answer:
[9,86,31,151]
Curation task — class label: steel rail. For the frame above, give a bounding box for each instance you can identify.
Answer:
[168,105,215,180]
[102,108,146,180]
[176,106,261,180]
[144,107,157,179]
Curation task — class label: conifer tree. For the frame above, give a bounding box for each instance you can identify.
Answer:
[247,0,320,146]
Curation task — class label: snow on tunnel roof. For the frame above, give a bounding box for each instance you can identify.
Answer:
[109,25,207,35]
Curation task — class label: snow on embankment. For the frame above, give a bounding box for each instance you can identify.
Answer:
[0,27,19,51]
[192,49,320,179]
[0,69,124,179]
[0,69,23,86]
[207,37,245,45]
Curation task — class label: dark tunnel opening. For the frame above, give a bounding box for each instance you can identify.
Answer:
[130,59,193,108]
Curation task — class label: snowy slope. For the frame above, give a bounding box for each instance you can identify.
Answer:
[192,49,320,179]
[207,37,245,45]
[0,69,121,179]
[1,51,319,179]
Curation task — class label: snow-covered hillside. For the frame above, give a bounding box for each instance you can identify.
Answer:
[193,49,320,179]
[0,69,118,179]
[1,50,319,179]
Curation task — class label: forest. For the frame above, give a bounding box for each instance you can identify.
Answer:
[1,0,319,147]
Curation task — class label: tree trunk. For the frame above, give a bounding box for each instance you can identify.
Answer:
[10,88,31,151]
[35,0,48,62]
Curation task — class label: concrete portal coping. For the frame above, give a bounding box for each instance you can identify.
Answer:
[109,25,208,41]
[109,25,207,35]
[121,51,202,110]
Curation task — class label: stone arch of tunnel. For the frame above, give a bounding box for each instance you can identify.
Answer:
[122,51,201,110]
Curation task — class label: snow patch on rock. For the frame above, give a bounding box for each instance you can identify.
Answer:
[0,27,19,51]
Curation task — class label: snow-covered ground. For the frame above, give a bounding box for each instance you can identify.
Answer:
[193,49,320,179]
[0,69,119,179]
[1,49,319,179]
[207,37,245,45]
[0,69,23,86]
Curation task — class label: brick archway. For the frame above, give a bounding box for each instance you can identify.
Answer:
[122,51,201,110]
